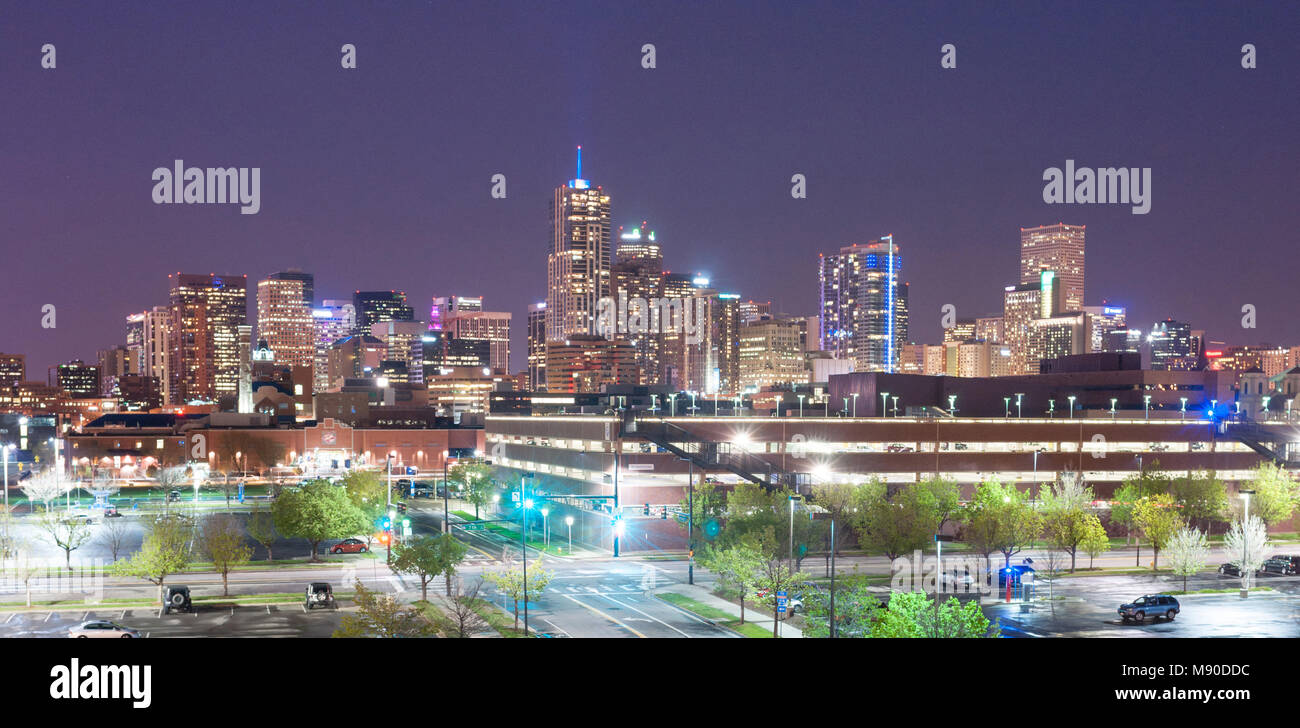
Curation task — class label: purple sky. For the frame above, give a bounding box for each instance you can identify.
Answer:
[2,1,1296,377]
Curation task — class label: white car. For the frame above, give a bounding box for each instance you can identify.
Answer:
[69,620,141,638]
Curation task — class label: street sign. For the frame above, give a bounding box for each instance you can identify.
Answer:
[461,523,484,531]
[776,590,788,614]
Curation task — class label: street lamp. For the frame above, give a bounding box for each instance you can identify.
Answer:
[1110,398,1118,420]
[1015,393,1024,418]
[851,393,859,417]
[442,450,452,534]
[668,393,677,417]
[688,392,698,416]
[1143,394,1152,421]
[1239,489,1256,598]
[891,396,899,417]
[520,476,533,635]
[1180,397,1188,421]
[1067,395,1076,419]
[1004,397,1011,418]
[1048,399,1055,419]
[566,515,574,554]
[2,443,14,513]
[650,394,659,415]
[947,394,957,417]
[880,392,890,418]
[541,506,550,547]
[1262,396,1271,421]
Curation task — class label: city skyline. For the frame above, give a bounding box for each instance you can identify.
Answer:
[2,2,1297,380]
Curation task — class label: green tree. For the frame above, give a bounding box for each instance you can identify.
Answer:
[272,479,365,562]
[448,462,493,518]
[1040,472,1096,572]
[1165,525,1210,592]
[1133,493,1184,570]
[720,484,822,568]
[800,573,880,638]
[809,481,859,555]
[1169,470,1229,533]
[699,543,764,625]
[1080,513,1110,569]
[869,591,996,638]
[393,533,468,601]
[35,512,93,571]
[482,557,554,633]
[333,579,436,638]
[851,480,942,560]
[678,479,727,546]
[752,556,814,637]
[1246,463,1300,526]
[112,513,194,604]
[247,506,278,561]
[959,479,1041,569]
[200,512,252,596]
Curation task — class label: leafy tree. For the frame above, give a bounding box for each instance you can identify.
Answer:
[1112,462,1171,543]
[112,513,194,604]
[809,481,858,555]
[1040,472,1096,571]
[393,534,468,601]
[339,470,386,548]
[752,555,813,637]
[1080,513,1110,569]
[448,462,493,518]
[20,470,68,512]
[720,484,822,568]
[850,480,942,560]
[1246,463,1300,526]
[482,557,554,633]
[1165,526,1210,592]
[959,479,1041,569]
[272,479,365,561]
[800,573,880,638]
[869,591,996,638]
[35,512,93,571]
[200,512,252,595]
[334,578,436,638]
[247,506,278,560]
[916,475,962,531]
[1169,470,1228,533]
[699,543,764,624]
[9,536,45,607]
[1224,514,1269,592]
[1133,493,1184,570]
[678,479,727,545]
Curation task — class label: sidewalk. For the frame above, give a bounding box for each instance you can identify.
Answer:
[654,582,803,638]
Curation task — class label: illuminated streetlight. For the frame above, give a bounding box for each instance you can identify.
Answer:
[1143,395,1152,421]
[1015,393,1024,418]
[1110,398,1118,420]
[566,515,574,554]
[880,392,890,418]
[1004,397,1011,418]
[851,393,859,418]
[1067,395,1076,420]
[1180,397,1188,421]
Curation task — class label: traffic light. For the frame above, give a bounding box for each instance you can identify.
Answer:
[377,532,391,546]
[380,516,392,531]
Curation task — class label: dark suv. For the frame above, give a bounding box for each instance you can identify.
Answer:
[305,582,336,610]
[1261,556,1299,575]
[1218,562,1258,577]
[162,585,193,614]
[1119,594,1179,623]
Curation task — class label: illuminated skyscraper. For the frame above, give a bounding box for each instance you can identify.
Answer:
[527,303,547,391]
[1082,305,1126,353]
[612,224,665,385]
[312,300,355,392]
[547,147,611,341]
[1003,269,1064,376]
[818,236,908,372]
[353,291,414,334]
[167,273,247,404]
[1020,223,1085,312]
[257,276,315,370]
[1150,319,1194,371]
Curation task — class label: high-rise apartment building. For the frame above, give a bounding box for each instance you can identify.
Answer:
[547,147,611,341]
[167,273,247,404]
[818,236,908,372]
[944,339,993,378]
[739,316,809,391]
[612,225,665,385]
[1028,312,1087,372]
[441,310,511,373]
[545,335,637,393]
[269,269,314,306]
[369,320,428,379]
[943,318,977,344]
[353,291,414,334]
[975,316,1005,345]
[125,312,145,374]
[1020,223,1085,311]
[527,303,547,392]
[50,360,100,398]
[257,276,315,370]
[139,306,170,405]
[1003,270,1064,376]
[1082,305,1126,354]
[97,346,137,396]
[312,300,355,392]
[429,295,484,331]
[1150,319,1193,371]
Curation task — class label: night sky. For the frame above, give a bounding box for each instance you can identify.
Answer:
[2,1,1296,377]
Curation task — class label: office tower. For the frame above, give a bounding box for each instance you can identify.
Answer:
[544,335,637,393]
[527,303,547,391]
[612,224,665,385]
[739,316,809,391]
[140,306,170,404]
[1103,328,1143,354]
[327,335,386,386]
[703,293,742,393]
[547,147,611,341]
[268,269,314,306]
[441,310,511,373]
[1082,305,1126,353]
[943,318,977,344]
[1028,312,1086,372]
[899,344,926,375]
[818,236,908,372]
[1003,270,1064,376]
[237,325,253,413]
[739,301,772,324]
[1020,223,1085,311]
[975,316,1004,345]
[116,374,163,411]
[125,312,145,374]
[257,276,315,370]
[312,300,355,393]
[924,345,946,376]
[50,360,100,398]
[369,320,428,378]
[430,295,484,329]
[167,273,248,404]
[1150,319,1193,371]
[353,291,414,334]
[944,340,993,378]
[657,273,710,389]
[97,346,137,396]
[0,353,25,391]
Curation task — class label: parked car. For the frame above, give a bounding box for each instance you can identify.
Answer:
[305,582,336,610]
[1261,557,1297,575]
[1118,594,1179,623]
[63,513,94,525]
[166,489,181,502]
[1266,555,1300,575]
[411,482,434,498]
[69,620,141,639]
[330,538,369,554]
[396,478,412,491]
[1218,562,1260,577]
[102,506,122,518]
[162,585,193,614]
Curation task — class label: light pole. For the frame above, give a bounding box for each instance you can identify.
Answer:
[880,392,889,418]
[1143,395,1151,421]
[1048,400,1055,419]
[1239,489,1255,597]
[1032,449,1040,501]
[688,392,697,416]
[1262,396,1271,421]
[1110,398,1118,420]
[842,397,849,416]
[566,515,574,554]
[948,394,957,417]
[442,450,451,534]
[1067,395,1076,419]
[650,394,659,415]
[1004,397,1011,418]
[687,459,695,585]
[851,393,859,418]
[1015,393,1024,418]
[541,507,550,547]
[891,396,899,417]
[668,393,677,417]
[797,394,805,418]
[1,443,12,513]
[1180,397,1188,421]
[521,478,532,635]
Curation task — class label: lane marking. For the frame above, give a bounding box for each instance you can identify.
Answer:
[562,594,646,638]
[541,618,572,638]
[602,594,691,637]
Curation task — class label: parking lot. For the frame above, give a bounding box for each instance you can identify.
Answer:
[0,603,346,638]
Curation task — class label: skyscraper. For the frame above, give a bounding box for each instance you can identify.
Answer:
[441,312,511,372]
[612,224,665,385]
[547,147,611,341]
[1082,305,1127,353]
[1150,319,1193,371]
[257,276,315,370]
[268,269,314,306]
[1020,223,1085,311]
[818,236,908,372]
[1003,269,1063,376]
[0,353,25,391]
[125,312,145,374]
[140,306,170,404]
[50,360,100,398]
[312,300,355,393]
[167,273,248,404]
[353,291,414,334]
[526,302,547,391]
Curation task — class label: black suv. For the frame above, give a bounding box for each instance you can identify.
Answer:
[162,585,193,614]
[1119,594,1179,623]
[305,582,336,610]
[1218,562,1258,577]
[1261,556,1299,575]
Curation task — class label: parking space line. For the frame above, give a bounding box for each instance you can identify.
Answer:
[43,613,52,623]
[4,613,13,624]
[601,594,691,637]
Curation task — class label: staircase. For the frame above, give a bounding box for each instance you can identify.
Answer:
[626,418,808,493]
[1221,421,1300,468]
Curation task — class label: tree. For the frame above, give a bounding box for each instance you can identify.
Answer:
[8,536,45,608]
[1246,463,1300,526]
[809,481,857,555]
[200,512,252,596]
[699,543,764,624]
[1080,513,1110,569]
[1169,471,1229,533]
[35,512,93,571]
[393,534,468,601]
[720,484,822,568]
[752,555,814,637]
[339,470,386,549]
[442,578,489,638]
[244,434,287,477]
[482,557,554,633]
[800,573,880,638]
[1040,472,1096,571]
[112,513,194,604]
[851,480,942,561]
[21,470,69,512]
[272,479,365,561]
[96,515,130,562]
[333,579,436,638]
[1223,514,1269,593]
[1165,526,1210,592]
[678,479,727,546]
[448,462,493,518]
[869,591,996,638]
[916,475,963,531]
[155,466,190,512]
[246,506,278,560]
[1112,463,1171,543]
[1133,493,1183,570]
[959,479,1041,569]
